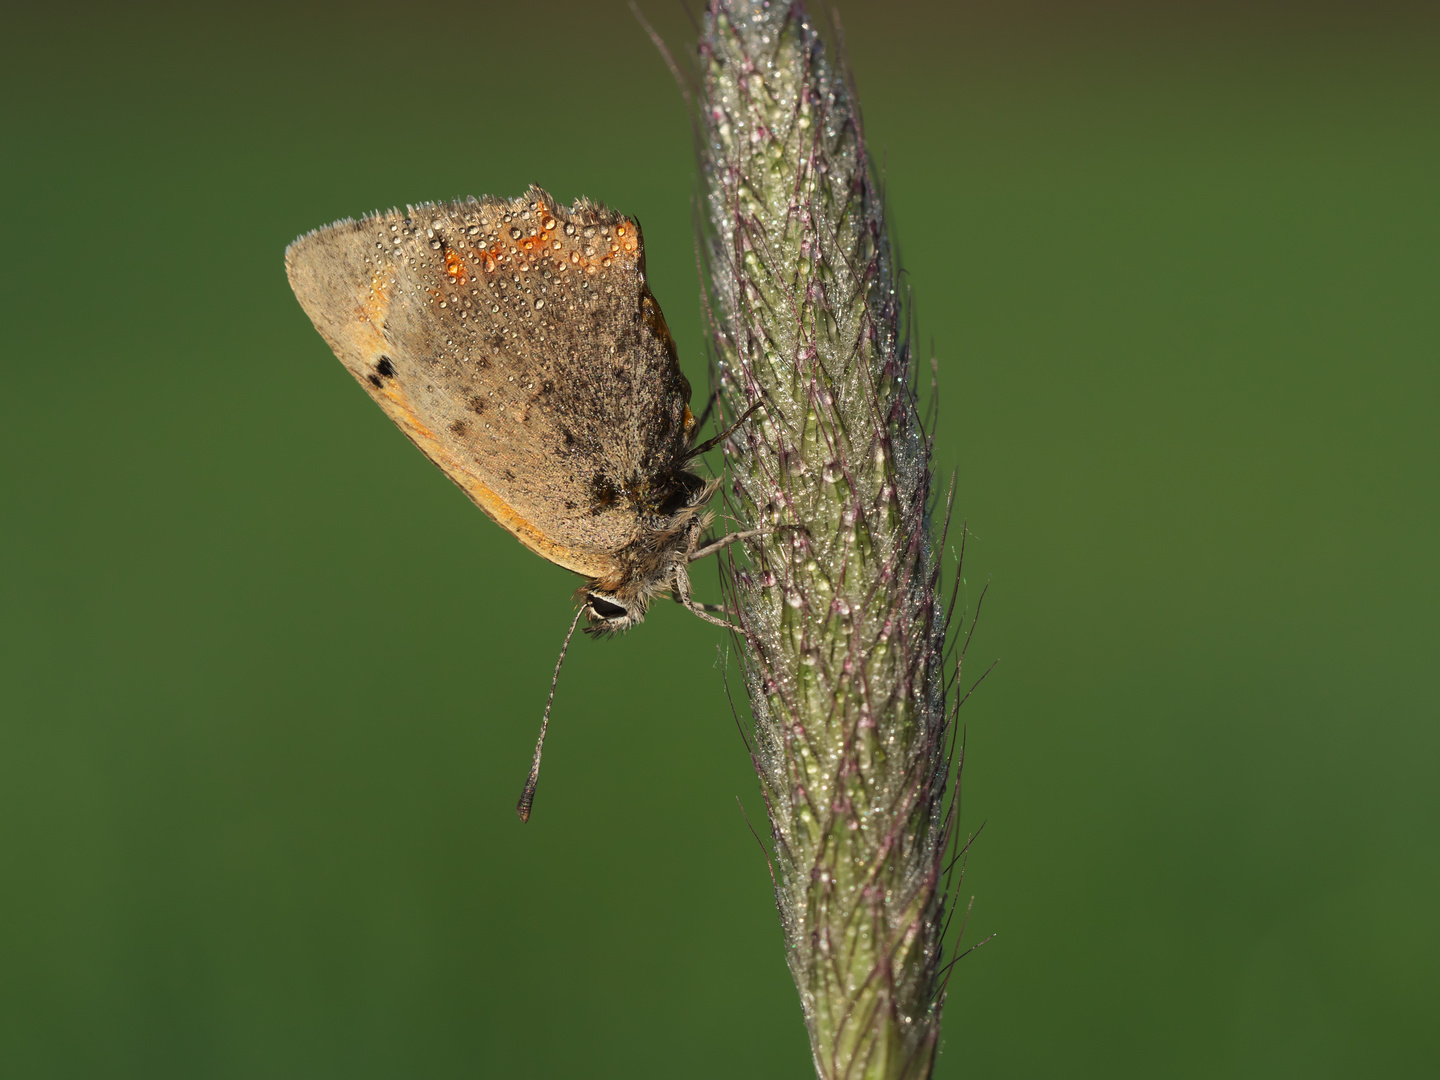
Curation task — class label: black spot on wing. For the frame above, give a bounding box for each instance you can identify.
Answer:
[368,356,396,388]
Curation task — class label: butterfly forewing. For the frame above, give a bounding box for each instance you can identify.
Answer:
[285,187,695,578]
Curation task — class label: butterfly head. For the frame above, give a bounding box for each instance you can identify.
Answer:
[580,590,640,636]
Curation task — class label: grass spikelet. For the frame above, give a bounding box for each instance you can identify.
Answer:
[693,2,983,1076]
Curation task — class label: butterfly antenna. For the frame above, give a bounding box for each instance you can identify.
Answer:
[683,399,765,461]
[516,606,585,822]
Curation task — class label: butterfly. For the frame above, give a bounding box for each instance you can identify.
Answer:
[285,185,756,817]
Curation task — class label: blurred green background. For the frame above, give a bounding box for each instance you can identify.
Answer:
[2,1,1435,1076]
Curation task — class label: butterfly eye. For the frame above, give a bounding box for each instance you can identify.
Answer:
[587,595,628,621]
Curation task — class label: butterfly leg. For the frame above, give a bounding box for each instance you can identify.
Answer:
[689,528,766,563]
[672,563,742,631]
[670,592,738,617]
[683,399,765,461]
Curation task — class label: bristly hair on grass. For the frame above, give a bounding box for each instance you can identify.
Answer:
[626,1,997,1077]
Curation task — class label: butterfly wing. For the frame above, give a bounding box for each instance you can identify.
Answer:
[285,187,694,579]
